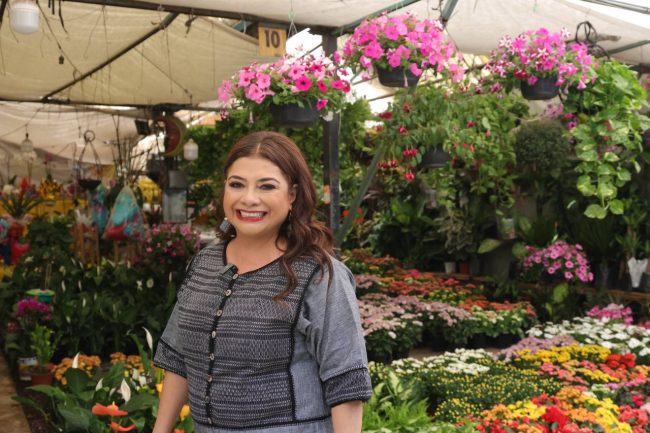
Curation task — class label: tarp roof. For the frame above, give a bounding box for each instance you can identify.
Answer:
[0,0,648,181]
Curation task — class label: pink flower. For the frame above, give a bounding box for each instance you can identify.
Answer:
[409,63,422,77]
[384,26,400,41]
[256,73,271,89]
[316,99,328,110]
[317,80,328,92]
[564,271,573,280]
[404,171,415,182]
[294,75,312,92]
[217,80,233,102]
[237,70,255,87]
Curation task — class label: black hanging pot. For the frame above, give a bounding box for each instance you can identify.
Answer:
[520,76,559,100]
[78,178,102,192]
[270,101,319,128]
[643,129,650,152]
[419,147,452,170]
[376,65,420,88]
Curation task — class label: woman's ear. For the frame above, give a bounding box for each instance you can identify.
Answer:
[289,184,297,204]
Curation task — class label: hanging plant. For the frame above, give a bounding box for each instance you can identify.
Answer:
[340,12,464,86]
[562,60,650,219]
[485,27,596,99]
[217,53,350,127]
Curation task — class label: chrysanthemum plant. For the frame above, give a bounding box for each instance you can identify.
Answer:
[341,12,464,83]
[485,27,596,96]
[218,52,351,121]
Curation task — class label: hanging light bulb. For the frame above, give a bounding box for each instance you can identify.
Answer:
[20,132,34,154]
[183,138,199,161]
[10,0,40,35]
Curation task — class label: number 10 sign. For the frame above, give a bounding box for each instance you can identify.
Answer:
[258,24,287,57]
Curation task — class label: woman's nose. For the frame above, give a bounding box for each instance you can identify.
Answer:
[240,186,261,205]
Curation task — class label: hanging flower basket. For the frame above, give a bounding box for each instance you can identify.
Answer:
[218,53,350,124]
[520,76,559,100]
[340,12,464,84]
[78,179,102,192]
[270,101,319,128]
[376,66,420,88]
[419,146,452,169]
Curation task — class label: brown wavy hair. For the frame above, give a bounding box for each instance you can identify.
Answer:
[218,131,334,300]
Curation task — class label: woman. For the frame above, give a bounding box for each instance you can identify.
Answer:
[153,131,372,433]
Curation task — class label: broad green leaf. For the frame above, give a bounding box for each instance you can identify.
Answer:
[512,242,528,259]
[65,367,90,396]
[552,282,569,304]
[121,393,159,413]
[58,406,91,430]
[478,238,502,254]
[27,384,68,401]
[616,168,631,181]
[577,149,598,162]
[596,182,616,200]
[609,199,624,215]
[602,152,619,162]
[577,175,595,196]
[585,204,607,219]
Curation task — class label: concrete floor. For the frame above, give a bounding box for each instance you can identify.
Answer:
[0,354,31,433]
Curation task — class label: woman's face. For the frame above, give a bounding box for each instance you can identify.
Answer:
[224,156,296,242]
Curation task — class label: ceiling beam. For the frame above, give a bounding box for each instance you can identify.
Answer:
[62,0,334,32]
[42,12,179,101]
[607,39,650,55]
[577,0,650,14]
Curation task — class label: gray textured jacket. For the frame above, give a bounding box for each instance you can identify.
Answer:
[154,243,372,432]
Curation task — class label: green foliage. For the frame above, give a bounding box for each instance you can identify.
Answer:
[570,214,620,262]
[30,325,57,372]
[362,371,433,432]
[515,119,570,179]
[563,60,650,219]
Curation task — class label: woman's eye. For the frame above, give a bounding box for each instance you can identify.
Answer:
[259,184,277,191]
[228,181,243,188]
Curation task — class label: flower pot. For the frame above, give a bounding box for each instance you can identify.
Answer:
[627,258,648,289]
[270,102,319,128]
[444,261,457,274]
[494,333,519,349]
[642,273,650,293]
[468,333,495,349]
[376,66,420,88]
[520,76,558,100]
[30,371,53,386]
[78,178,102,192]
[419,147,452,170]
[595,262,611,290]
[17,356,37,381]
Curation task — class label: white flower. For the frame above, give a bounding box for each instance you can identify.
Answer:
[72,353,80,369]
[146,278,154,289]
[388,331,397,339]
[143,327,154,351]
[95,378,103,391]
[120,379,132,402]
[628,338,642,349]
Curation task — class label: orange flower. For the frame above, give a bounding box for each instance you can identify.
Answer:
[91,402,128,417]
[109,422,136,431]
[173,430,185,433]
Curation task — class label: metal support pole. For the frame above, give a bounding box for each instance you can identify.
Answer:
[322,34,341,249]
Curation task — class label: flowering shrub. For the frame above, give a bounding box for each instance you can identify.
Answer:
[587,303,634,325]
[141,223,201,270]
[477,386,643,433]
[498,335,578,363]
[218,53,350,117]
[522,240,593,284]
[358,293,423,359]
[341,12,463,80]
[0,177,43,221]
[485,27,596,93]
[527,317,650,364]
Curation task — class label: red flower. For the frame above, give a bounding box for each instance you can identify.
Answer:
[402,102,411,113]
[109,422,136,432]
[398,126,408,134]
[92,402,128,417]
[404,171,415,182]
[466,120,475,128]
[378,111,393,120]
[541,406,569,428]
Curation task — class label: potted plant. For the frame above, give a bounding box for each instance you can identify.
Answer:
[217,52,350,128]
[435,205,475,273]
[616,199,648,289]
[341,12,464,87]
[485,27,596,100]
[563,60,650,219]
[29,324,57,385]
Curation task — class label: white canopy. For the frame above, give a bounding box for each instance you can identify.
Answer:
[0,0,648,181]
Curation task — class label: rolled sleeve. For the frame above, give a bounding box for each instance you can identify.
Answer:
[153,302,187,378]
[297,259,372,407]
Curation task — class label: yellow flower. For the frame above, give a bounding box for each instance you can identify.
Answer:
[179,404,190,420]
[156,383,163,394]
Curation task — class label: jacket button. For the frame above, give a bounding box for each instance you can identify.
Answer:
[209,353,214,360]
[232,273,239,280]
[216,309,223,317]
[211,330,217,338]
[204,395,209,403]
[207,375,213,382]
[208,419,213,425]
[225,289,232,297]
